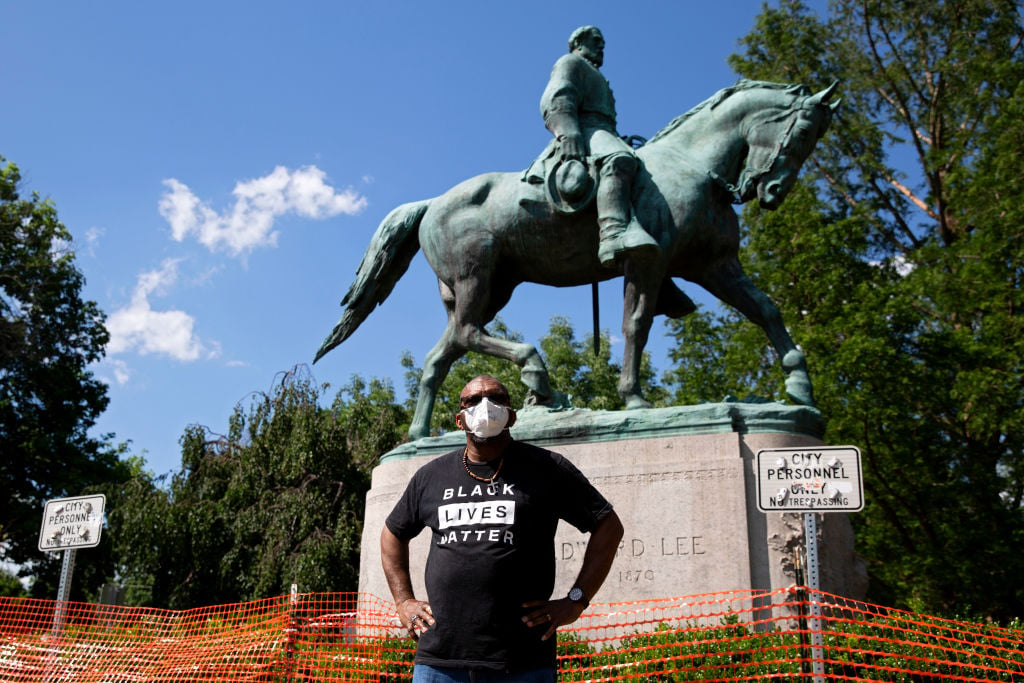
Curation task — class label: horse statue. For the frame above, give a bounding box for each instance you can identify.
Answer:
[315,80,839,440]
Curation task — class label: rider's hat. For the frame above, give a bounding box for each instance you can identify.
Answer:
[547,159,596,214]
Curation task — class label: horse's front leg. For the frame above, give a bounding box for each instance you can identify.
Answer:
[699,257,814,406]
[619,259,663,409]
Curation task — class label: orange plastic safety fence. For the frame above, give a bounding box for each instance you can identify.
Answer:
[1,588,1022,682]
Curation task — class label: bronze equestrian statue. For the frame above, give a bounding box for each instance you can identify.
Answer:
[315,30,838,441]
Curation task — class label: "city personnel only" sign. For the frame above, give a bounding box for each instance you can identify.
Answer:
[756,446,863,512]
[38,495,106,552]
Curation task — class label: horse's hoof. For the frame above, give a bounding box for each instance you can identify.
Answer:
[549,390,572,409]
[523,390,544,407]
[624,395,653,410]
[524,389,572,410]
[785,374,815,407]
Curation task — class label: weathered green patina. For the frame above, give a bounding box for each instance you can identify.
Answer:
[379,400,825,463]
[315,28,838,442]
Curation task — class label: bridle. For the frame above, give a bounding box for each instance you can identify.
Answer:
[731,104,811,204]
[683,103,809,205]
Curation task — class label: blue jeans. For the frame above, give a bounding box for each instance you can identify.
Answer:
[412,663,556,683]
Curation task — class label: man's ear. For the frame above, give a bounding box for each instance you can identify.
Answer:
[455,410,467,431]
[506,409,517,429]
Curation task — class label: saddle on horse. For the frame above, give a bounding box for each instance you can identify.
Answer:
[521,137,659,267]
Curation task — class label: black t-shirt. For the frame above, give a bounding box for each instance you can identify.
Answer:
[385,440,613,672]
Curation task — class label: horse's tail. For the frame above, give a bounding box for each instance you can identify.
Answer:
[314,199,431,363]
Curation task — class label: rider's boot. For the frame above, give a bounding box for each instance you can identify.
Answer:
[596,156,660,267]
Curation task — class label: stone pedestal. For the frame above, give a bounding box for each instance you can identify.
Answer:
[358,402,866,606]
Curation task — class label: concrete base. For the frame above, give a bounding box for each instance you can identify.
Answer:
[358,404,867,607]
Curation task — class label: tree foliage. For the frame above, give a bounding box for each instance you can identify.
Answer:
[108,368,405,608]
[540,316,668,410]
[0,157,128,598]
[0,568,26,598]
[662,0,1023,617]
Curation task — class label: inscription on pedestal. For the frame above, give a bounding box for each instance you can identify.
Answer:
[567,535,710,587]
[559,535,708,562]
[549,443,751,601]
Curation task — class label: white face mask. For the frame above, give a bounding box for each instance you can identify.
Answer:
[460,397,510,439]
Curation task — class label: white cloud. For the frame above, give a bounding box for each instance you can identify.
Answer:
[84,226,105,256]
[892,255,914,277]
[159,165,368,256]
[870,255,915,277]
[106,259,215,362]
[98,358,132,386]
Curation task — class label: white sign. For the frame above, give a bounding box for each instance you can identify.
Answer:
[756,447,863,512]
[38,495,106,552]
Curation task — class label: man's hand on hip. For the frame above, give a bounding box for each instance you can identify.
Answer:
[398,598,434,639]
[521,598,586,642]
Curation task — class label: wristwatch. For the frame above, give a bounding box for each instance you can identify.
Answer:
[567,586,589,608]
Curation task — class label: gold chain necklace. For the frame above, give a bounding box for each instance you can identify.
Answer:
[462,448,504,484]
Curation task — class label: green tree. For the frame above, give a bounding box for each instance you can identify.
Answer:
[0,157,127,599]
[662,305,775,405]
[541,315,668,410]
[108,367,405,608]
[663,0,1023,617]
[0,568,26,597]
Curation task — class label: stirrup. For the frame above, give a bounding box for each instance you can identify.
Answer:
[598,222,659,266]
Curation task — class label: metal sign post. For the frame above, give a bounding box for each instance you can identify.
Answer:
[804,511,825,682]
[38,494,106,636]
[51,548,77,634]
[756,446,864,683]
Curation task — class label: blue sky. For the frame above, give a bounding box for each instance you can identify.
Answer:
[4,1,827,477]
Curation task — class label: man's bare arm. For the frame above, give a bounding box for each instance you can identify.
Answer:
[571,509,624,604]
[380,527,434,635]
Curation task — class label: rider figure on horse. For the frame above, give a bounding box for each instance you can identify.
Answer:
[537,25,661,267]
